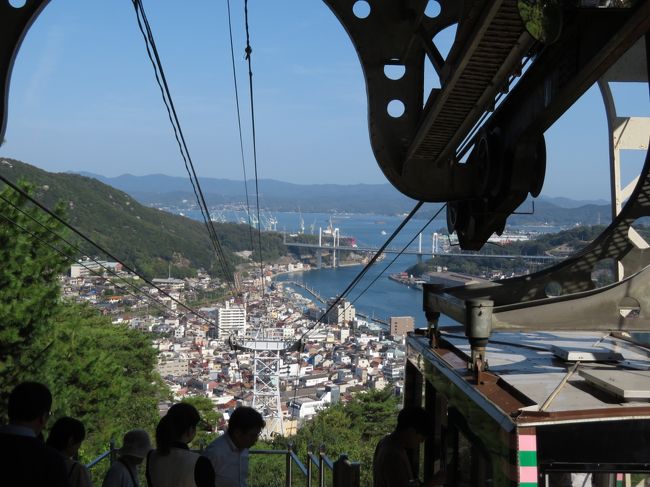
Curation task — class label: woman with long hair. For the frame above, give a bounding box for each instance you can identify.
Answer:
[146,403,214,487]
[46,416,92,487]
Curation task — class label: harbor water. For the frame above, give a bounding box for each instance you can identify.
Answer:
[184,209,563,327]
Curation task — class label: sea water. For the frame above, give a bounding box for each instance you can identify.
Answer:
[184,209,561,327]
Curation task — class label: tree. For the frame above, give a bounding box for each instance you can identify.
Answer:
[181,395,222,449]
[0,181,167,473]
[0,181,69,417]
[248,389,399,487]
[44,303,166,460]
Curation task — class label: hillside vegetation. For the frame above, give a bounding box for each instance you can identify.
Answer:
[408,225,626,278]
[0,158,287,278]
[0,183,165,479]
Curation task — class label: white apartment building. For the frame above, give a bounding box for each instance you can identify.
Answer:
[383,361,405,381]
[217,301,247,343]
[288,387,337,419]
[70,260,122,278]
[157,358,189,377]
[325,298,355,325]
[298,373,330,388]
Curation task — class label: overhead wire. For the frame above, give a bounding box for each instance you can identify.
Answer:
[0,195,164,315]
[299,203,447,344]
[350,204,447,307]
[287,200,425,411]
[297,201,424,343]
[243,0,266,298]
[0,208,215,328]
[0,174,227,332]
[130,0,237,293]
[225,0,256,266]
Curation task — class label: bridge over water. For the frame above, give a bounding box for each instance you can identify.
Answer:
[283,233,562,268]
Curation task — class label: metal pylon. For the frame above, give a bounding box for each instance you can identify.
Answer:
[231,330,297,438]
[251,343,284,437]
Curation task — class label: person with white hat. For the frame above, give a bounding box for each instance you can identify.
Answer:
[102,429,152,487]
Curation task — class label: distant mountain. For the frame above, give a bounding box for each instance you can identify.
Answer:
[79,171,613,226]
[77,171,612,221]
[509,198,611,226]
[76,171,416,214]
[537,195,610,208]
[1,159,286,278]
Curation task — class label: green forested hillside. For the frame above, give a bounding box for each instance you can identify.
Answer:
[0,184,166,479]
[0,158,287,278]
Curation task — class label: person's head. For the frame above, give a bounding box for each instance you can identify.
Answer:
[395,406,432,449]
[156,403,201,455]
[7,382,53,434]
[118,429,152,465]
[46,417,86,458]
[228,406,265,450]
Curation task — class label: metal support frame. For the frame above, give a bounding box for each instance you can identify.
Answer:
[598,36,650,281]
[251,343,285,437]
[323,1,650,250]
[421,29,650,368]
[232,331,300,438]
[0,0,50,140]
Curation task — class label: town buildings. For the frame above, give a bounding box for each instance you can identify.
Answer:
[60,258,410,434]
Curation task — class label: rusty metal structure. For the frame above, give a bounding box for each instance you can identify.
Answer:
[2,0,650,485]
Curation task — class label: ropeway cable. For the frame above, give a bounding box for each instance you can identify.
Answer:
[0,195,166,316]
[243,0,266,298]
[288,201,425,408]
[0,175,228,333]
[0,209,223,330]
[296,201,424,343]
[302,204,446,342]
[226,0,257,275]
[131,0,234,289]
[130,0,237,293]
[0,189,228,332]
[350,204,447,307]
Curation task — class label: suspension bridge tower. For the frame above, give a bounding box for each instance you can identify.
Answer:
[230,330,300,438]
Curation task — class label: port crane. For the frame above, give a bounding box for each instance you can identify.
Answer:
[2,0,650,485]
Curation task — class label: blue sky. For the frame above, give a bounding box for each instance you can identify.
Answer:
[1,0,648,201]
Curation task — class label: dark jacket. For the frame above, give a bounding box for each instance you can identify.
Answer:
[0,429,70,487]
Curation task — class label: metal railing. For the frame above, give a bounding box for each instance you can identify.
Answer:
[86,440,360,487]
[249,443,360,487]
[85,439,116,470]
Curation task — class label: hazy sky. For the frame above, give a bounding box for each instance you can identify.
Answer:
[1,0,648,200]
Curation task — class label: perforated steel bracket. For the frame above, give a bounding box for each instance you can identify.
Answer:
[0,0,50,143]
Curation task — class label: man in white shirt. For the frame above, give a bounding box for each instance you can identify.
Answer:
[203,406,265,487]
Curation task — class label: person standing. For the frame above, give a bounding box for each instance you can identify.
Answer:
[0,381,69,487]
[102,429,152,487]
[373,406,440,487]
[203,406,265,487]
[146,403,214,487]
[47,416,93,487]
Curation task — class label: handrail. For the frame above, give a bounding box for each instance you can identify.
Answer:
[289,450,308,477]
[322,455,334,471]
[85,449,113,469]
[250,443,359,487]
[88,440,359,486]
[85,439,116,470]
